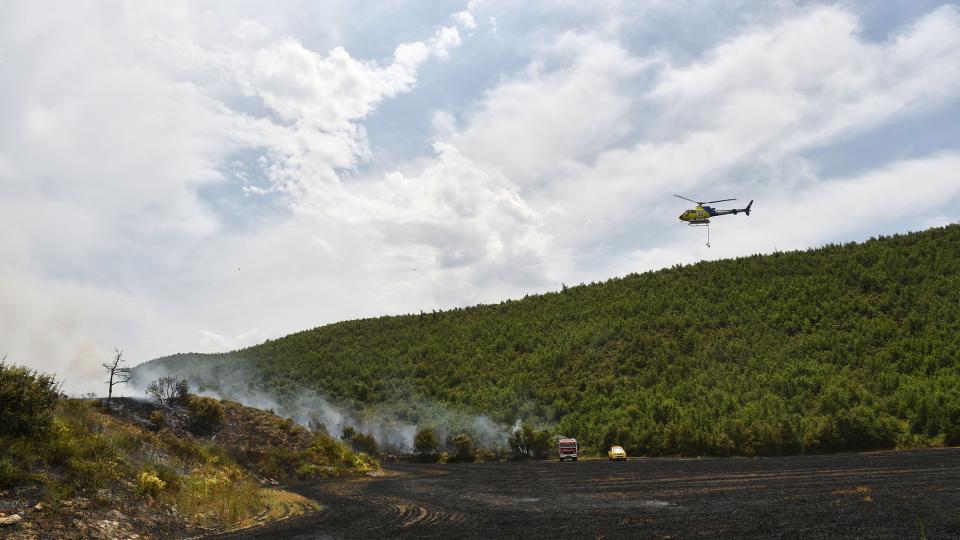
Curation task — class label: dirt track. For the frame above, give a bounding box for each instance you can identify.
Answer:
[220,447,960,539]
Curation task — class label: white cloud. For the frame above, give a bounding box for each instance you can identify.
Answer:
[453,33,648,187]
[367,142,554,288]
[430,27,463,61]
[454,11,478,31]
[757,153,960,245]
[245,39,430,129]
[0,1,477,389]
[2,0,959,395]
[0,152,16,179]
[440,4,960,256]
[649,5,960,158]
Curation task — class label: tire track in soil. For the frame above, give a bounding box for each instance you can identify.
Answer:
[318,471,467,533]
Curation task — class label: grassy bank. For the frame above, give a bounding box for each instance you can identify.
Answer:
[0,362,377,536]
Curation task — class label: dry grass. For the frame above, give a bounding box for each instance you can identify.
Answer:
[261,488,322,520]
[214,488,322,533]
[173,465,262,528]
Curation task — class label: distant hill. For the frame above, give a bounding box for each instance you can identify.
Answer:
[135,225,960,456]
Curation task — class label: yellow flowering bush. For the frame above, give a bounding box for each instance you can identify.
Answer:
[352,452,380,473]
[136,471,167,499]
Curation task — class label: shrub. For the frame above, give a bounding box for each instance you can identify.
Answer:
[279,417,297,433]
[508,427,523,457]
[163,432,205,462]
[154,463,180,491]
[312,433,348,463]
[135,471,167,499]
[149,410,166,429]
[307,418,328,436]
[351,452,379,473]
[146,376,190,407]
[295,463,326,479]
[341,429,379,456]
[258,447,306,479]
[0,361,61,438]
[0,457,19,487]
[187,396,224,435]
[414,427,439,460]
[508,424,553,459]
[474,447,499,463]
[452,434,475,462]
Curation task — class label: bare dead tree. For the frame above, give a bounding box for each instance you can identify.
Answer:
[102,348,133,409]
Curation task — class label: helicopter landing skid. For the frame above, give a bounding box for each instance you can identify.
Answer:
[687,222,711,247]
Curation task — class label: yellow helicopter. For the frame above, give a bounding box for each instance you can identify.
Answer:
[675,194,753,247]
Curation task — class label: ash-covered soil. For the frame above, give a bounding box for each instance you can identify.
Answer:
[218,447,960,539]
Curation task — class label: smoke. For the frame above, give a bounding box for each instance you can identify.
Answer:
[0,267,120,395]
[0,258,173,397]
[130,355,517,452]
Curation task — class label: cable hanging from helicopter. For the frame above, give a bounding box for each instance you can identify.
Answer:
[674,195,753,247]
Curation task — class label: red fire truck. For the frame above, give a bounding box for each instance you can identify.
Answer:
[558,438,579,461]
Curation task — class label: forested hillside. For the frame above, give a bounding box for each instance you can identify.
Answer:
[136,225,960,456]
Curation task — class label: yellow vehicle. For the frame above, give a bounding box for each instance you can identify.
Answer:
[607,445,627,461]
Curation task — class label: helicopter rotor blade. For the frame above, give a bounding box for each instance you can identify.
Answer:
[703,198,736,204]
[673,194,700,204]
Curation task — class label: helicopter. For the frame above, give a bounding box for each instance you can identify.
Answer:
[674,194,753,247]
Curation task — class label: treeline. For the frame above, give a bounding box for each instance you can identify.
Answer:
[139,225,960,456]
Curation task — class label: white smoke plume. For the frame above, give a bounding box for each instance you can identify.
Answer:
[130,355,516,452]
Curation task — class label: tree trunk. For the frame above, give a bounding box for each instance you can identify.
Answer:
[106,370,114,409]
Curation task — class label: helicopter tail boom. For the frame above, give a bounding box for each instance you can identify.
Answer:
[709,200,754,217]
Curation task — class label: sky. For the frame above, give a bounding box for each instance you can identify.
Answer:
[2,0,960,393]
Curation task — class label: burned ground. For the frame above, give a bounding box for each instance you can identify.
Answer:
[220,447,960,539]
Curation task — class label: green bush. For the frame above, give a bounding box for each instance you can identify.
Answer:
[312,433,349,462]
[452,434,475,462]
[187,396,224,435]
[414,427,439,460]
[341,426,379,455]
[0,361,61,438]
[346,430,379,456]
[154,462,180,491]
[508,424,552,459]
[295,463,326,479]
[0,457,19,487]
